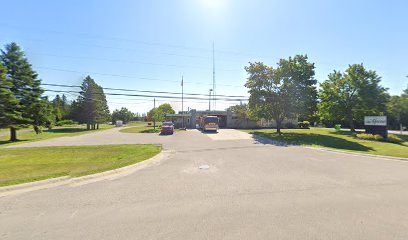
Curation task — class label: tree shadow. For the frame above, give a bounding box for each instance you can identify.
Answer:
[0,139,29,146]
[249,131,374,152]
[396,134,408,142]
[44,128,88,133]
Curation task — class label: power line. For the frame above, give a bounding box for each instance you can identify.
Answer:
[35,66,246,88]
[42,89,248,102]
[41,83,249,98]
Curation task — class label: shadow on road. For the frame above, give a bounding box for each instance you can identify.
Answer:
[251,134,289,147]
[249,131,374,152]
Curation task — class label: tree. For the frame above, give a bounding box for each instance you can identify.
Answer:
[227,104,252,126]
[72,76,110,129]
[32,97,55,133]
[0,61,24,138]
[1,42,47,141]
[61,94,69,114]
[245,55,317,134]
[278,55,318,123]
[387,87,408,130]
[52,94,63,122]
[147,103,175,122]
[318,64,388,131]
[111,107,135,124]
[93,83,110,128]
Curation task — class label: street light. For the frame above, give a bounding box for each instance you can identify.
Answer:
[209,89,213,111]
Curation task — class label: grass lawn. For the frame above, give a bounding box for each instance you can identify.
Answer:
[119,122,165,133]
[244,128,408,158]
[120,126,161,133]
[0,144,161,187]
[0,124,114,147]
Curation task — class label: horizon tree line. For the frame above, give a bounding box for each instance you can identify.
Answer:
[1,42,407,140]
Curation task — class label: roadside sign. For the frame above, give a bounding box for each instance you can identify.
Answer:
[364,116,387,126]
[364,116,387,138]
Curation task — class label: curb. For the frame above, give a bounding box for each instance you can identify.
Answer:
[0,150,172,198]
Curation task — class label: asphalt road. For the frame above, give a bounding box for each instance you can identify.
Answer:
[1,128,408,239]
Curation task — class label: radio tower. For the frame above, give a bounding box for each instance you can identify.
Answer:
[212,41,216,110]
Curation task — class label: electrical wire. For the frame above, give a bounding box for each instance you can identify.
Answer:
[35,66,246,88]
[41,83,249,98]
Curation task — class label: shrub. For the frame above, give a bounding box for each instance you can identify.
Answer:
[297,121,310,129]
[356,133,382,141]
[355,133,403,144]
[55,120,77,126]
[285,122,296,129]
[147,122,152,126]
[334,124,341,132]
[386,134,402,143]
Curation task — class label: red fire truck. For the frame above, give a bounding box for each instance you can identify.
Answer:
[199,116,219,132]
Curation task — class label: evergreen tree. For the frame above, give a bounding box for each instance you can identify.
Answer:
[61,94,69,117]
[1,42,46,141]
[52,94,63,122]
[32,97,55,133]
[74,76,110,129]
[94,84,110,128]
[0,61,24,138]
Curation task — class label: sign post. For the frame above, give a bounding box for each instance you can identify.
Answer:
[364,116,387,138]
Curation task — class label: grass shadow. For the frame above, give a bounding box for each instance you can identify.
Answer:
[250,131,374,152]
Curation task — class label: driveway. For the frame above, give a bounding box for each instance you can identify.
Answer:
[1,128,408,239]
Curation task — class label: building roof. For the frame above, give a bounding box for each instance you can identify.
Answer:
[166,113,191,117]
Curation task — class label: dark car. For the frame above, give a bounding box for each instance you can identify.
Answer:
[160,122,174,135]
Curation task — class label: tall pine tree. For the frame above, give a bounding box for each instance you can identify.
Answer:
[0,61,24,140]
[1,42,47,141]
[72,76,110,129]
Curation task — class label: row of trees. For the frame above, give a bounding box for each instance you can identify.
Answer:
[1,42,152,141]
[111,107,145,124]
[0,42,113,140]
[244,54,407,133]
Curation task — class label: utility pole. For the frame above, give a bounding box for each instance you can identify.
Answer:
[153,98,156,130]
[209,89,213,111]
[181,75,184,129]
[212,41,216,110]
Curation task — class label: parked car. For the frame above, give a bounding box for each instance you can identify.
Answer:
[160,122,174,135]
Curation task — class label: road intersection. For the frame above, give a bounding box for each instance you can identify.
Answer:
[1,128,408,239]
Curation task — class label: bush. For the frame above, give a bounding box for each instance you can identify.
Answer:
[297,121,310,129]
[334,124,341,132]
[387,134,403,143]
[355,133,403,144]
[55,120,78,126]
[147,122,152,126]
[285,122,297,129]
[356,133,382,141]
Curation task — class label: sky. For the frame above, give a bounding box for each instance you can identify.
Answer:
[1,0,407,114]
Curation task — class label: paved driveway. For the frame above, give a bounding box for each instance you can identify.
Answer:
[1,128,408,239]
